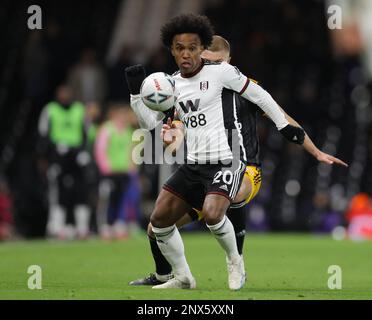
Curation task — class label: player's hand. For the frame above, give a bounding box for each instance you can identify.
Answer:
[125,65,146,95]
[160,117,174,144]
[316,151,348,167]
[279,124,305,145]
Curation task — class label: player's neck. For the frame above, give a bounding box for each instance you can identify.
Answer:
[181,59,204,78]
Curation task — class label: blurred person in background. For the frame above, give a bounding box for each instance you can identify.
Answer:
[94,104,141,240]
[68,48,107,104]
[38,84,91,240]
[0,175,14,241]
[84,101,103,234]
[85,101,102,153]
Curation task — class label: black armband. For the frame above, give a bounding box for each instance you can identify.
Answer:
[279,124,305,145]
[125,64,146,95]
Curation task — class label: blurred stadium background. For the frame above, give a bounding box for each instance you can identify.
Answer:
[1,0,372,241]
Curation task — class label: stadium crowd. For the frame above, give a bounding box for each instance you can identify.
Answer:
[0,0,371,240]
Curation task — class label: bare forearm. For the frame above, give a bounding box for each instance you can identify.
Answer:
[264,106,348,167]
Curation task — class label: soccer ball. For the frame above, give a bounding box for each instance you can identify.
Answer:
[140,72,177,112]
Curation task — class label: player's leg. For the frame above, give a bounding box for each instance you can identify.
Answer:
[230,165,262,254]
[133,165,260,288]
[227,205,247,255]
[203,193,239,257]
[227,165,262,285]
[123,173,142,234]
[204,162,246,290]
[56,171,70,239]
[105,176,121,240]
[129,209,199,286]
[203,193,245,290]
[150,188,196,289]
[97,178,114,240]
[151,172,253,258]
[60,173,77,240]
[114,174,132,239]
[233,166,261,204]
[229,173,253,255]
[73,169,91,239]
[129,222,173,286]
[46,165,65,238]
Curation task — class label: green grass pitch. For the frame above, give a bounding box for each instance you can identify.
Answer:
[0,232,371,300]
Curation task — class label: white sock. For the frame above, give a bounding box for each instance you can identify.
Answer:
[47,205,66,237]
[74,205,90,237]
[64,224,77,240]
[152,225,192,278]
[207,215,240,260]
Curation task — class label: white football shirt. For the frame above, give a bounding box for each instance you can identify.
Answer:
[173,60,251,163]
[173,60,288,163]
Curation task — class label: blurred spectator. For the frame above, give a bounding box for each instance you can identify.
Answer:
[0,175,14,241]
[345,193,372,240]
[38,84,91,240]
[94,104,140,240]
[84,101,102,234]
[67,48,107,104]
[85,101,102,151]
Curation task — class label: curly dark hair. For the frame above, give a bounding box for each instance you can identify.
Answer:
[160,13,214,49]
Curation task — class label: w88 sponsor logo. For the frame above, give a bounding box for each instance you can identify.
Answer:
[183,113,207,128]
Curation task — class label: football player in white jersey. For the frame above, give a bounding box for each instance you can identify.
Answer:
[127,15,348,290]
[126,36,264,287]
[151,14,296,291]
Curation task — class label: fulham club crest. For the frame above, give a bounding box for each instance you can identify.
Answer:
[200,81,209,92]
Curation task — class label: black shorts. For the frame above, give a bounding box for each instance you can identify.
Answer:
[163,161,246,210]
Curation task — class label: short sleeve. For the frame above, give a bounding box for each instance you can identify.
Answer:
[220,62,250,94]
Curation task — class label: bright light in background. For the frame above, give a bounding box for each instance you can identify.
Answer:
[285,179,301,197]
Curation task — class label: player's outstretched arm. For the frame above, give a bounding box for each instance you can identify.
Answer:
[125,65,165,130]
[239,78,307,145]
[235,70,347,167]
[220,62,347,167]
[277,107,348,167]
